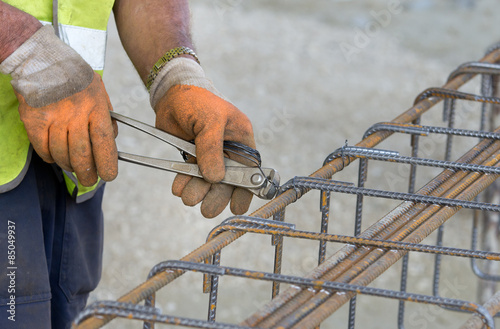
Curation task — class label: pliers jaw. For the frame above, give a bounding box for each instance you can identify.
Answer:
[249,168,280,200]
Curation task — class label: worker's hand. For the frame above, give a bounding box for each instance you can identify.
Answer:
[0,26,118,186]
[151,58,256,218]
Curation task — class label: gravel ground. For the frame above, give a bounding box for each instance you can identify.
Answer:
[90,1,500,328]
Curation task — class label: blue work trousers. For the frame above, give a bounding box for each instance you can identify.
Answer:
[0,153,104,329]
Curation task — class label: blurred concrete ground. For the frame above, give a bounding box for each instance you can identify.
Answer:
[91,1,500,328]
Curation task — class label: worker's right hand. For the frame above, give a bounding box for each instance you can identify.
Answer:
[0,26,118,186]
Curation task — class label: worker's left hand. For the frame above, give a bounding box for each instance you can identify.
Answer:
[150,57,256,218]
[0,25,118,186]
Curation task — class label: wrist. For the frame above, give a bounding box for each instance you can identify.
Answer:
[0,2,42,62]
[149,57,226,110]
[1,25,93,107]
[146,46,199,91]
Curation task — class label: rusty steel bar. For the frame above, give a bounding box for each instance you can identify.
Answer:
[242,131,500,328]
[271,209,286,298]
[74,47,500,329]
[284,156,500,328]
[324,145,500,175]
[201,216,500,261]
[447,62,500,82]
[77,261,497,328]
[363,122,500,140]
[75,300,256,329]
[146,261,495,328]
[471,210,500,281]
[280,176,500,212]
[205,217,296,322]
[461,290,500,329]
[368,111,500,313]
[414,87,500,106]
[401,118,421,329]
[203,216,295,292]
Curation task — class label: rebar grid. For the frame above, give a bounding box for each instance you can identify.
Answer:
[73,46,500,329]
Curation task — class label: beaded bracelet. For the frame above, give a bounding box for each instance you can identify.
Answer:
[146,46,200,91]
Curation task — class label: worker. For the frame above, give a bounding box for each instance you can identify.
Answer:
[0,0,256,328]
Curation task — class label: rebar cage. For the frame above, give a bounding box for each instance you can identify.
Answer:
[73,45,500,329]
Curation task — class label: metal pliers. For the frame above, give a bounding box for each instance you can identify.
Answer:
[111,112,280,199]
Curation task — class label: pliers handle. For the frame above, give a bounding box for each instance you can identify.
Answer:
[111,112,280,199]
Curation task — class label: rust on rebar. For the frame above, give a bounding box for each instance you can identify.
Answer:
[74,48,500,329]
[243,134,500,328]
[461,290,500,329]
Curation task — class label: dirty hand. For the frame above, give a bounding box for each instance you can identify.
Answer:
[150,57,256,218]
[0,26,118,186]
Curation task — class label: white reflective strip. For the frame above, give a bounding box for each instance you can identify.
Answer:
[41,21,107,71]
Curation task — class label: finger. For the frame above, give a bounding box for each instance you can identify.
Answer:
[224,112,256,150]
[89,107,118,182]
[201,184,233,218]
[48,123,72,172]
[27,127,55,164]
[105,87,119,138]
[111,118,119,138]
[172,155,198,196]
[181,177,211,206]
[172,174,192,197]
[195,125,226,183]
[230,188,253,215]
[16,96,55,164]
[68,121,98,187]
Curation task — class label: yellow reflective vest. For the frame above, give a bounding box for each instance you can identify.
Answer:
[0,0,115,202]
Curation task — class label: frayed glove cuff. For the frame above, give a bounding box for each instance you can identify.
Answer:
[0,25,93,108]
[149,57,227,109]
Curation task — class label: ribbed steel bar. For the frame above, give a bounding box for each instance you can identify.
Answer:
[271,209,286,298]
[325,145,500,176]
[480,70,493,132]
[432,62,500,316]
[242,130,500,328]
[471,212,500,281]
[414,87,500,106]
[289,155,500,328]
[262,165,500,326]
[349,159,367,329]
[432,61,499,317]
[364,119,438,329]
[75,300,256,329]
[318,191,330,265]
[204,217,295,322]
[471,65,500,287]
[364,122,500,140]
[434,63,500,314]
[444,60,500,138]
[292,182,499,328]
[433,90,458,308]
[203,216,295,293]
[447,62,500,82]
[143,260,494,329]
[74,46,500,329]
[280,176,500,212]
[200,217,500,261]
[399,116,420,329]
[442,62,499,129]
[461,290,500,329]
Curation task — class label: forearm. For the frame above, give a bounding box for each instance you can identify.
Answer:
[113,0,194,84]
[0,1,41,62]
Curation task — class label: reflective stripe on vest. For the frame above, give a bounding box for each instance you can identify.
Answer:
[41,21,107,71]
[0,0,115,202]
